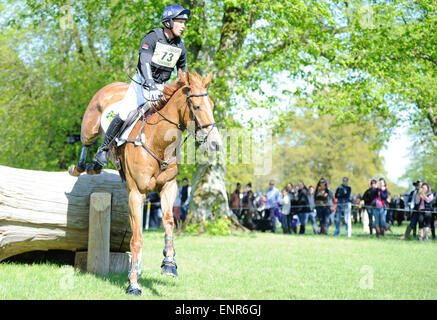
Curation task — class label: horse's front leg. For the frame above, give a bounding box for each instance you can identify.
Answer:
[159,178,178,277]
[126,188,146,296]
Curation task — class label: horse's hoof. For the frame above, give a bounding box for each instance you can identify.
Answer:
[161,264,178,277]
[86,163,102,175]
[126,282,142,296]
[68,165,83,177]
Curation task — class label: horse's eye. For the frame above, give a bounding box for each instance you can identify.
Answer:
[194,105,201,110]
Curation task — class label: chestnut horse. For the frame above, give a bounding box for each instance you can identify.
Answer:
[68,70,222,295]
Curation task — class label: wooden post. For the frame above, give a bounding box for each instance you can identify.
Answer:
[87,192,111,275]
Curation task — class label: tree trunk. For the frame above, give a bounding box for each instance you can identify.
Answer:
[187,161,229,222]
[180,5,258,233]
[0,165,131,262]
[182,160,248,233]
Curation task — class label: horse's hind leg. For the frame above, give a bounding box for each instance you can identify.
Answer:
[159,178,178,277]
[68,145,90,176]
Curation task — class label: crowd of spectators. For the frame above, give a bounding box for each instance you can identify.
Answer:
[141,176,436,242]
[229,178,437,241]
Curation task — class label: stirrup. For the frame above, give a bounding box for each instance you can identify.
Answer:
[93,149,108,167]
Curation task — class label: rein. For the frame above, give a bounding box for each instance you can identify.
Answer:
[126,86,216,172]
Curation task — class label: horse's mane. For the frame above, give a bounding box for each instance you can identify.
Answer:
[152,72,206,110]
[153,76,187,110]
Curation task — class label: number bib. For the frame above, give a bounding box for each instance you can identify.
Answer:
[151,42,182,69]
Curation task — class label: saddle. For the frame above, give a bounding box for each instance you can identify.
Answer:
[108,105,156,181]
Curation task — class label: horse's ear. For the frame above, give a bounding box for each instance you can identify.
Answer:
[178,69,188,86]
[203,72,212,88]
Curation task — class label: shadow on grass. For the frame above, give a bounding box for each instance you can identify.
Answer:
[81,271,178,298]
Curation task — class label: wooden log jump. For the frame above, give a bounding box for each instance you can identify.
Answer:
[0,165,132,270]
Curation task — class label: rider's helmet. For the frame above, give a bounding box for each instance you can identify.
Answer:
[161,5,190,30]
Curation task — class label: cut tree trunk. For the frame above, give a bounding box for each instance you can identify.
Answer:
[0,165,131,262]
[183,161,249,233]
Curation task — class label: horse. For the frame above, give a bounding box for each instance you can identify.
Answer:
[68,69,222,295]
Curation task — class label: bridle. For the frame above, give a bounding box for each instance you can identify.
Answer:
[150,86,217,144]
[130,86,217,171]
[182,87,217,144]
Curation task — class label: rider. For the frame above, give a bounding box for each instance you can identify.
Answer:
[93,5,190,167]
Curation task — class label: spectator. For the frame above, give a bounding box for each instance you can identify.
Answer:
[386,195,396,227]
[287,183,298,232]
[296,181,311,234]
[179,177,191,222]
[254,192,265,220]
[241,182,256,230]
[432,189,437,240]
[334,177,352,236]
[371,178,390,237]
[264,180,281,233]
[400,181,422,240]
[145,192,162,229]
[229,183,242,219]
[314,178,331,235]
[327,180,336,229]
[307,185,318,234]
[279,186,292,234]
[362,179,377,235]
[414,182,434,241]
[393,194,406,226]
[352,194,362,224]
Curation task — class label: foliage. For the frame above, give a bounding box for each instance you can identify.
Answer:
[185,215,231,235]
[0,0,433,198]
[401,125,437,189]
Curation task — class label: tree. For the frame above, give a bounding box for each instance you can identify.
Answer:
[2,0,423,231]
[302,0,437,139]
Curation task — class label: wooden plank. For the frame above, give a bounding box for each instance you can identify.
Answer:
[74,252,130,274]
[87,192,111,275]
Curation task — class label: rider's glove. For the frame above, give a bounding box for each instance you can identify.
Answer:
[144,80,163,101]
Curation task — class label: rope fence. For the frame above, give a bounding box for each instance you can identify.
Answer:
[228,203,436,215]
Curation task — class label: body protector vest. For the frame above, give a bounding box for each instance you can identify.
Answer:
[137,28,187,85]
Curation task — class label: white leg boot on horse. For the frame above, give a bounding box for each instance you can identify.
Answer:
[160,179,178,277]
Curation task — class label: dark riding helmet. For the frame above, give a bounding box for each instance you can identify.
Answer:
[161,5,190,29]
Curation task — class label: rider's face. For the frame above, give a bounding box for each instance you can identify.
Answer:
[172,19,186,37]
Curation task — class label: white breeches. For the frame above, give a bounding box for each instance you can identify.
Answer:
[118,72,164,121]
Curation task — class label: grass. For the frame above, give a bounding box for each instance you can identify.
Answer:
[1,223,436,300]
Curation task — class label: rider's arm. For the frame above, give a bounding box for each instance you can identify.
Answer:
[138,32,158,87]
[176,43,187,73]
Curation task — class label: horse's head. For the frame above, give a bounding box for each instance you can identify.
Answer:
[178,69,222,152]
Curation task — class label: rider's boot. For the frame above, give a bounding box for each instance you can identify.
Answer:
[93,115,125,167]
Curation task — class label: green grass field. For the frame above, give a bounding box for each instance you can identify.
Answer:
[1,223,436,300]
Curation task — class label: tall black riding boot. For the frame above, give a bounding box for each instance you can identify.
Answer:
[93,115,125,167]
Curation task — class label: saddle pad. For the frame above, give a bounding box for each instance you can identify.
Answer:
[100,102,142,147]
